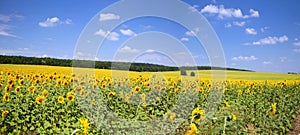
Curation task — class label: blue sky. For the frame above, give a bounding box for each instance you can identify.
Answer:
[0,0,300,73]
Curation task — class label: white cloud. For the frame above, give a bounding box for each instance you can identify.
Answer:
[233,21,245,27]
[293,41,300,46]
[95,29,109,37]
[224,23,232,28]
[0,24,16,37]
[260,26,269,32]
[232,56,257,61]
[185,30,196,36]
[249,9,259,17]
[119,46,139,53]
[245,28,257,35]
[201,5,219,14]
[293,49,300,53]
[107,32,119,41]
[181,37,189,41]
[0,14,23,22]
[188,5,199,12]
[95,29,119,41]
[252,35,288,45]
[65,18,72,24]
[99,13,120,21]
[120,29,136,36]
[0,14,12,22]
[200,5,259,19]
[280,57,287,62]
[0,47,30,55]
[38,17,71,27]
[263,61,272,65]
[145,49,155,53]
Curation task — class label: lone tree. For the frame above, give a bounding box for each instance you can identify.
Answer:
[180,70,187,76]
[190,71,195,77]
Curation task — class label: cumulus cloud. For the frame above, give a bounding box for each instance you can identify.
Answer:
[245,28,257,35]
[263,61,272,65]
[106,32,119,41]
[38,17,72,27]
[95,29,119,41]
[0,24,16,37]
[188,5,199,12]
[99,13,120,21]
[185,30,196,36]
[232,55,257,61]
[118,46,139,53]
[224,23,232,28]
[233,21,245,27]
[252,35,288,45]
[260,26,269,32]
[280,57,287,62]
[181,37,189,42]
[293,49,300,53]
[293,41,300,46]
[120,29,136,36]
[200,5,259,19]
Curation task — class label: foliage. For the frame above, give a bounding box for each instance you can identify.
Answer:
[190,72,195,77]
[0,64,300,134]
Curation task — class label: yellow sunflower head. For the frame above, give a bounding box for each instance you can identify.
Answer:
[15,86,22,94]
[42,89,49,98]
[58,96,64,103]
[107,91,116,97]
[232,114,237,121]
[101,84,106,89]
[35,95,44,104]
[185,123,197,135]
[133,86,141,92]
[2,110,9,118]
[191,107,205,123]
[67,91,76,96]
[3,92,9,102]
[67,94,75,102]
[79,117,89,129]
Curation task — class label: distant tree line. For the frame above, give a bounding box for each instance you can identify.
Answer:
[0,55,178,72]
[287,72,300,75]
[0,55,254,72]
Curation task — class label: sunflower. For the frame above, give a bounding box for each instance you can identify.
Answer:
[223,100,230,107]
[101,84,106,89]
[15,86,21,94]
[269,102,277,115]
[4,85,10,93]
[144,82,150,87]
[79,118,89,135]
[191,107,205,123]
[80,89,85,97]
[185,123,197,135]
[42,89,49,98]
[27,85,34,92]
[67,94,75,102]
[232,114,237,121]
[36,95,44,104]
[67,91,76,96]
[169,112,176,123]
[2,110,9,118]
[107,91,116,97]
[133,86,140,92]
[3,93,9,102]
[58,96,64,103]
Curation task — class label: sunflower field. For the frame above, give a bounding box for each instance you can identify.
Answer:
[0,64,300,134]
